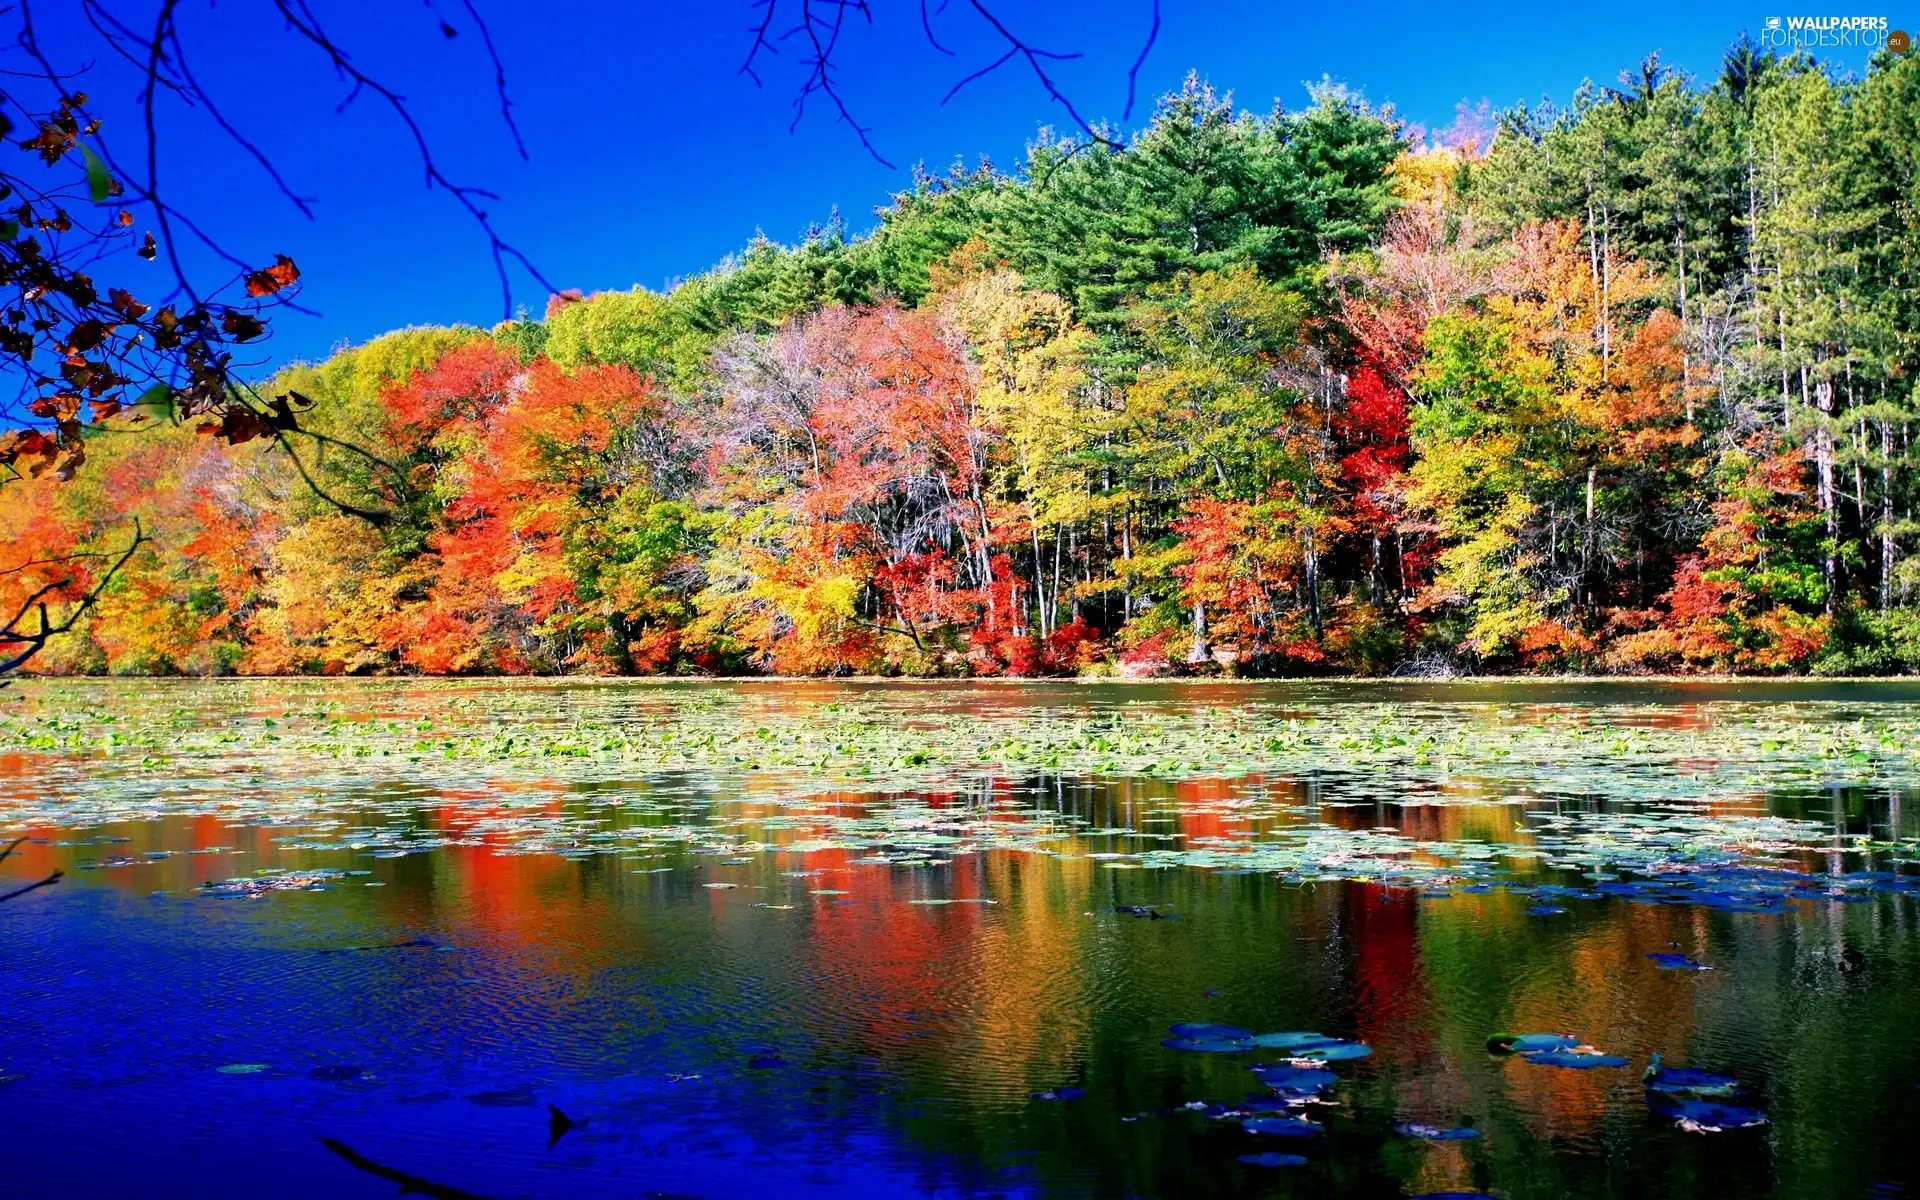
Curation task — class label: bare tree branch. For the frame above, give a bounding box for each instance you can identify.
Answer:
[748,0,1157,165]
[268,0,557,318]
[0,870,62,903]
[1124,0,1160,121]
[320,1139,496,1200]
[0,518,145,675]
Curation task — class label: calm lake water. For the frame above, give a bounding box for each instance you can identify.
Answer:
[3,678,1919,1199]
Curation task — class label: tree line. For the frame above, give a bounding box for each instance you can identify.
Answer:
[5,45,1919,678]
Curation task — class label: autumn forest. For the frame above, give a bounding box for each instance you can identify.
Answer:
[7,43,1920,679]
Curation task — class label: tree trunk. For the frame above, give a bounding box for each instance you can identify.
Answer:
[1584,467,1597,608]
[1304,523,1322,636]
[1883,418,1894,613]
[1187,599,1210,664]
[1814,375,1836,612]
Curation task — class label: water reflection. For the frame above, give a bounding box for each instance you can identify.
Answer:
[1,681,1918,1198]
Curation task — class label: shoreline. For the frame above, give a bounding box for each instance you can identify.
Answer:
[10,673,1920,686]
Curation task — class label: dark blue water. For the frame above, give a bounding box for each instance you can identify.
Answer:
[3,679,1919,1199]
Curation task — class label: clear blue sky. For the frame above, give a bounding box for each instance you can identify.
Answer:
[39,1,1889,370]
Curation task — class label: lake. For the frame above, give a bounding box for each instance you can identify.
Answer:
[2,678,1918,1199]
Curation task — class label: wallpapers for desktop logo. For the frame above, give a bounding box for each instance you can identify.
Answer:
[1759,14,1897,48]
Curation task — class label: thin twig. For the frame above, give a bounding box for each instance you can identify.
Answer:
[271,433,393,526]
[269,0,557,318]
[0,518,146,675]
[1123,0,1160,122]
[456,0,526,158]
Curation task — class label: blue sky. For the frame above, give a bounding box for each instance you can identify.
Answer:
[38,1,1891,370]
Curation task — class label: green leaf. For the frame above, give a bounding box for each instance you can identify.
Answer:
[134,382,172,412]
[0,220,17,243]
[78,144,112,203]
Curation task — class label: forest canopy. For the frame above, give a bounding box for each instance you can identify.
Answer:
[7,47,1920,679]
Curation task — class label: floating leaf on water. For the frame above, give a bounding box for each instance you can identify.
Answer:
[1289,1041,1371,1062]
[215,1063,270,1075]
[1238,1152,1308,1167]
[1249,1032,1333,1049]
[1642,1056,1741,1095]
[1646,953,1714,971]
[1646,1091,1769,1131]
[1396,1121,1482,1141]
[1528,905,1570,916]
[1487,1033,1578,1054]
[1170,1023,1252,1041]
[702,883,738,890]
[1252,1065,1337,1093]
[1030,1087,1086,1101]
[1520,1050,1630,1069]
[1242,1116,1323,1137]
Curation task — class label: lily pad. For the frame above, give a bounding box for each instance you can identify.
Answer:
[1520,1050,1630,1069]
[1487,1033,1578,1054]
[1242,1116,1323,1136]
[1251,1065,1337,1092]
[1646,953,1714,970]
[1646,1092,1769,1130]
[1289,1040,1372,1062]
[1170,1023,1251,1041]
[215,1062,271,1075]
[1249,1031,1334,1049]
[1643,1059,1741,1095]
[1396,1122,1482,1141]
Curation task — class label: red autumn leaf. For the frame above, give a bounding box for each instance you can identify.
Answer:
[244,254,301,298]
[107,288,149,320]
[221,309,266,341]
[65,318,109,353]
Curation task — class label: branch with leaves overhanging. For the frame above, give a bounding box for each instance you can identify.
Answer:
[0,0,550,488]
[0,517,145,675]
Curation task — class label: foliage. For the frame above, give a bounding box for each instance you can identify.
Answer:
[10,57,1920,677]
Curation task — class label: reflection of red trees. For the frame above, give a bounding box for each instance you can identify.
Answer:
[1174,778,1238,843]
[1343,882,1429,1063]
[799,845,987,1053]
